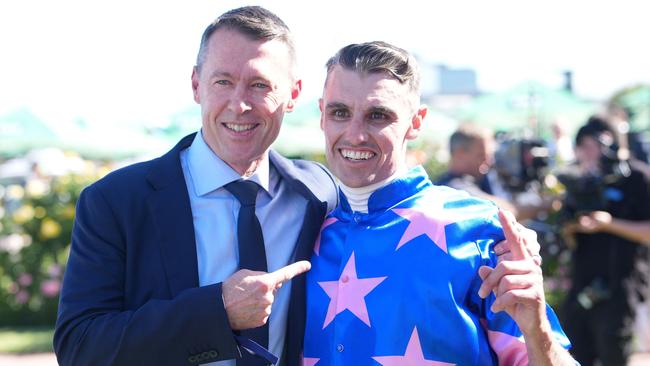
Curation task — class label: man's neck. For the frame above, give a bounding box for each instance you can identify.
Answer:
[230,155,267,178]
[339,168,406,213]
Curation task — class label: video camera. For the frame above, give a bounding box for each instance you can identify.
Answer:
[494,138,550,192]
[556,133,631,219]
[555,170,609,216]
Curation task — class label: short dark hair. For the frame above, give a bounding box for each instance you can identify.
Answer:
[196,6,296,72]
[325,41,420,104]
[575,115,615,147]
[449,123,492,155]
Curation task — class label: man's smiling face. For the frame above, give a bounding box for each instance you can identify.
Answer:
[192,28,300,175]
[320,65,424,187]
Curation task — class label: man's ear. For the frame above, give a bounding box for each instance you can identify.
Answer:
[286,79,302,112]
[406,104,428,140]
[191,66,200,103]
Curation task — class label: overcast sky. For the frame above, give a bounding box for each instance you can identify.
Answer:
[1,0,648,129]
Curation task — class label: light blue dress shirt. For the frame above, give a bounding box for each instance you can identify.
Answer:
[180,132,308,366]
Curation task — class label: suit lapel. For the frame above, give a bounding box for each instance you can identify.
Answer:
[285,199,326,366]
[268,151,329,262]
[147,133,199,297]
[269,152,330,366]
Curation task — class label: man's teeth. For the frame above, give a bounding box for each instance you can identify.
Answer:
[225,123,256,132]
[341,149,375,160]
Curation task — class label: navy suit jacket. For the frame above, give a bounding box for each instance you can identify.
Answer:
[54,133,337,366]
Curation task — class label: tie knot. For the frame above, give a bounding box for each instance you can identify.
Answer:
[225,180,260,207]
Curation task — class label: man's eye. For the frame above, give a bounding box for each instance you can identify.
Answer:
[369,111,388,120]
[215,80,231,86]
[332,109,350,119]
[252,82,269,89]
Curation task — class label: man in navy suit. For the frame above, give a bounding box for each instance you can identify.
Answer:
[54,6,337,366]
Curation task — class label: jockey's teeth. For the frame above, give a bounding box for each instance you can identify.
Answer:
[341,149,374,160]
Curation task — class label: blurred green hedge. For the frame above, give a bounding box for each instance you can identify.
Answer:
[0,168,104,326]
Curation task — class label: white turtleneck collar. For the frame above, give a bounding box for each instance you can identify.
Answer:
[339,168,407,213]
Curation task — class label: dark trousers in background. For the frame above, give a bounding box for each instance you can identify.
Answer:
[563,295,635,366]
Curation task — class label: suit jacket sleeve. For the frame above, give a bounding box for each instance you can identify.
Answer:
[54,183,240,366]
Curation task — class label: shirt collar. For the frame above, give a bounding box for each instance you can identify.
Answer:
[338,167,406,213]
[187,131,271,197]
[338,165,432,214]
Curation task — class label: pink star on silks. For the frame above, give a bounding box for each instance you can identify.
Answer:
[302,357,320,366]
[392,206,459,253]
[314,217,338,255]
[373,327,455,366]
[480,319,528,366]
[318,252,386,328]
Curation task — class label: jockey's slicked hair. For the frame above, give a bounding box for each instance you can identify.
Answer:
[325,41,420,106]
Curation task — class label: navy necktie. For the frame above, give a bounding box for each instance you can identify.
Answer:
[225,180,270,366]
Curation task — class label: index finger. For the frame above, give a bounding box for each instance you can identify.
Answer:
[498,209,529,261]
[266,260,311,286]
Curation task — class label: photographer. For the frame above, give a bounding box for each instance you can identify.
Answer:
[560,115,650,366]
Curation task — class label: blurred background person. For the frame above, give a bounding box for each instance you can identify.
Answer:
[435,123,554,221]
[558,115,650,365]
[435,123,516,211]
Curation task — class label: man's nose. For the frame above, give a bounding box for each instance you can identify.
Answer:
[227,85,252,114]
[344,117,368,144]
